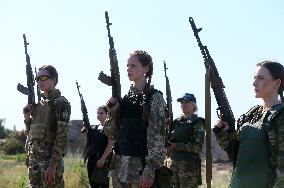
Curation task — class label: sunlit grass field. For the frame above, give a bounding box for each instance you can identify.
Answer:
[0,153,232,188]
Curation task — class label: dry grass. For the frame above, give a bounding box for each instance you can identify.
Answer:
[0,153,232,188]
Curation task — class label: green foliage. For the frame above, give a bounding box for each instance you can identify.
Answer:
[0,119,14,139]
[0,119,6,139]
[1,138,25,155]
[10,175,29,188]
[0,153,26,161]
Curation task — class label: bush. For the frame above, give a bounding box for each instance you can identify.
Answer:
[2,138,25,155]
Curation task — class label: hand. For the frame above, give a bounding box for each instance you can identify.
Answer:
[141,175,154,188]
[106,97,119,112]
[166,140,177,153]
[45,165,56,185]
[96,158,106,168]
[214,119,229,132]
[23,104,33,120]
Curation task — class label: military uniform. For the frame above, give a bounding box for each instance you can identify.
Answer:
[25,89,71,188]
[104,85,167,187]
[169,114,205,188]
[215,104,284,188]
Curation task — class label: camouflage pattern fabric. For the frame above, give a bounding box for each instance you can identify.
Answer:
[112,177,140,188]
[28,141,65,188]
[215,105,284,188]
[169,115,205,188]
[104,86,166,184]
[27,89,71,187]
[170,160,199,188]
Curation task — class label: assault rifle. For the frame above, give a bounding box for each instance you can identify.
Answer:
[188,17,237,164]
[17,34,36,110]
[163,61,173,142]
[98,11,121,105]
[75,81,91,162]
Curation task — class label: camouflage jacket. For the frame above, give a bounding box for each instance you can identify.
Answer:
[27,89,71,166]
[215,105,284,187]
[104,85,166,182]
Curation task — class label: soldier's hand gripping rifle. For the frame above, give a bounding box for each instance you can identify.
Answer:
[163,61,173,145]
[188,17,237,164]
[17,34,36,111]
[98,11,121,106]
[76,81,91,163]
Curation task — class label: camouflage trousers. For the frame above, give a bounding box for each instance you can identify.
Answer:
[170,160,200,188]
[112,177,140,188]
[28,140,64,188]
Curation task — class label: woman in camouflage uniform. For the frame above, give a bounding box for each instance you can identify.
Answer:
[215,61,284,188]
[23,65,71,187]
[104,50,166,188]
[167,93,205,188]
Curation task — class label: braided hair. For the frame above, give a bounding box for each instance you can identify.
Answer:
[129,50,153,120]
[257,61,284,103]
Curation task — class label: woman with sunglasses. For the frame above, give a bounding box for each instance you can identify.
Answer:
[81,105,114,188]
[215,61,284,188]
[104,50,167,188]
[23,65,71,187]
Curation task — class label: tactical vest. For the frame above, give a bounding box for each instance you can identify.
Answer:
[115,87,161,157]
[29,100,57,143]
[231,103,284,188]
[170,115,204,161]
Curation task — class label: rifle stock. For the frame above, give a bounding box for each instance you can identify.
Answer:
[205,68,212,188]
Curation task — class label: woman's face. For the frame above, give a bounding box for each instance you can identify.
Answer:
[180,100,195,115]
[36,69,56,92]
[127,56,148,82]
[253,66,280,99]
[97,108,107,123]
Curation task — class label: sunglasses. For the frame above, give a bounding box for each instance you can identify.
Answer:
[35,75,49,82]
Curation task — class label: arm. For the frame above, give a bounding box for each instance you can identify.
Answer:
[97,138,114,168]
[103,111,117,140]
[214,121,238,159]
[50,97,71,167]
[175,121,205,154]
[273,112,284,187]
[142,93,167,178]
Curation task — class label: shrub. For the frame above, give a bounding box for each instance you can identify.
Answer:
[2,138,25,155]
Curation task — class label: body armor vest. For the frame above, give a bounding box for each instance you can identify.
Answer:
[115,90,148,157]
[29,100,57,143]
[231,104,284,188]
[171,115,204,161]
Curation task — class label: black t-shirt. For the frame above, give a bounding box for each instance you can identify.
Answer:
[88,125,108,160]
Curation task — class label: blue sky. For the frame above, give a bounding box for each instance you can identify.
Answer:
[0,0,283,130]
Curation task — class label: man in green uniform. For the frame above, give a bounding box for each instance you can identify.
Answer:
[23,65,71,188]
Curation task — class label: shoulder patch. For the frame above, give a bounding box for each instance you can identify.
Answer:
[53,96,71,122]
